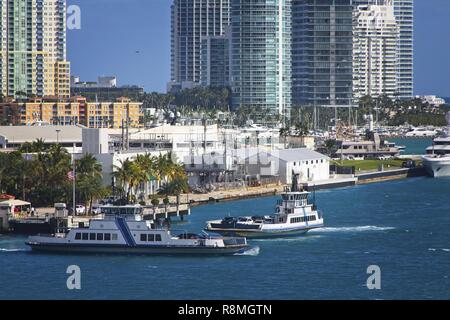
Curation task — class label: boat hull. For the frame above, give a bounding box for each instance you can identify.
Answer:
[422,156,450,177]
[26,242,249,255]
[206,224,323,239]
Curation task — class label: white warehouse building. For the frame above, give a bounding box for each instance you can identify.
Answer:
[245,148,330,184]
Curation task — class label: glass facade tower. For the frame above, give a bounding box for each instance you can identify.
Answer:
[200,32,230,87]
[170,0,231,86]
[231,0,292,120]
[292,0,354,108]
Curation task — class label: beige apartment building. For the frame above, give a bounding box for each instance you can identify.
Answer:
[0,97,143,128]
[0,0,70,99]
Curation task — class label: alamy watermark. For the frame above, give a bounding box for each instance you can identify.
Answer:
[67,5,81,30]
[66,265,81,290]
[366,265,381,290]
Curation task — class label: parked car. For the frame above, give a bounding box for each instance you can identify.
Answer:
[91,206,103,215]
[75,205,86,215]
[368,155,391,161]
[402,160,416,168]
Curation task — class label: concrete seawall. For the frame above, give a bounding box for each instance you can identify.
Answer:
[188,167,428,206]
[357,167,427,184]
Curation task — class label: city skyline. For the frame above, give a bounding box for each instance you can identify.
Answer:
[67,0,450,97]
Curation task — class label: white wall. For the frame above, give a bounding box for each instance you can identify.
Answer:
[282,159,330,184]
[82,128,110,154]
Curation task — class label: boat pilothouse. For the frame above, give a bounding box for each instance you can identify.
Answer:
[205,171,324,238]
[26,205,250,255]
[422,112,450,177]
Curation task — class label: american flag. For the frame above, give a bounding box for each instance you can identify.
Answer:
[67,171,75,181]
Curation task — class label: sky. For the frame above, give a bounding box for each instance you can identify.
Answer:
[67,0,450,96]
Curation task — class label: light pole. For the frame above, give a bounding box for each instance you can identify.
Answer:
[56,129,61,145]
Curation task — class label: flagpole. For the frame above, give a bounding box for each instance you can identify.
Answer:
[72,146,76,216]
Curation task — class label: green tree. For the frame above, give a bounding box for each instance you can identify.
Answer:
[76,154,104,214]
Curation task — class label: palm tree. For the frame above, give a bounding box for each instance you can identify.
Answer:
[113,159,134,203]
[279,127,290,148]
[150,196,160,217]
[168,175,190,216]
[135,153,156,195]
[77,154,103,213]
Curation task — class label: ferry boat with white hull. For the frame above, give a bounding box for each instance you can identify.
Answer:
[422,112,450,178]
[26,205,249,255]
[205,173,324,238]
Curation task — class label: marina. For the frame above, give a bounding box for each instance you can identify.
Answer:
[1,177,450,299]
[0,0,449,305]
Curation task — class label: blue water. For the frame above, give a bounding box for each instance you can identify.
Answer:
[389,137,432,155]
[1,177,450,300]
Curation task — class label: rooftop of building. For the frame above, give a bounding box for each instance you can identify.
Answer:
[268,148,329,162]
[0,125,84,143]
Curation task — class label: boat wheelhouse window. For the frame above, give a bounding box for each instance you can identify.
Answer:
[291,217,305,223]
[90,233,96,240]
[148,234,155,242]
[140,234,147,242]
[104,233,111,241]
[75,233,81,240]
[155,234,162,242]
[97,233,104,241]
[112,234,118,241]
[82,233,88,240]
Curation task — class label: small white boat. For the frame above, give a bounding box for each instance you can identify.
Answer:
[26,205,250,255]
[205,173,324,238]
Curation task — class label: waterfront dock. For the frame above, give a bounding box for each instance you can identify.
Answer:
[27,167,428,224]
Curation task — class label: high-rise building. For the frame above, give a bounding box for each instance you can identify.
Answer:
[393,0,413,100]
[353,0,414,99]
[231,0,292,121]
[353,2,399,99]
[170,0,230,88]
[0,0,70,99]
[292,0,354,108]
[200,31,230,88]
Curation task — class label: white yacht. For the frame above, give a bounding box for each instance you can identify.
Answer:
[405,127,438,137]
[422,113,450,177]
[26,205,249,255]
[205,173,324,238]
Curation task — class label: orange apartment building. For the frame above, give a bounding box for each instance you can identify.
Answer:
[0,97,143,128]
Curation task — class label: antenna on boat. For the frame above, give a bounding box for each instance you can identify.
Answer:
[313,185,317,208]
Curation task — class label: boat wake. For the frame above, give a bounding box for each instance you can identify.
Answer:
[252,235,322,243]
[0,248,28,253]
[429,248,450,252]
[310,226,395,234]
[234,246,260,256]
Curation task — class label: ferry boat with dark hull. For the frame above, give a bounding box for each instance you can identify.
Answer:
[26,205,250,255]
[9,218,62,235]
[205,172,324,238]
